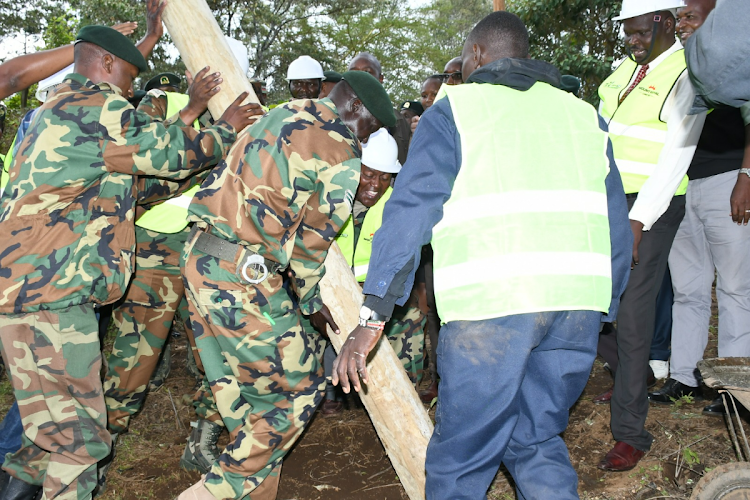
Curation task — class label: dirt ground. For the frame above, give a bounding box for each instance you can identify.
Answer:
[0,295,742,500]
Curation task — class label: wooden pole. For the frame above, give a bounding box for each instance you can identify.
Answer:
[494,0,506,10]
[320,244,433,500]
[162,0,259,120]
[161,2,433,499]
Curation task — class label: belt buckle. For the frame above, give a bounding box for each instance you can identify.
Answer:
[237,253,268,285]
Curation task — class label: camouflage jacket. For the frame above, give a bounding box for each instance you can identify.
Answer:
[0,73,236,314]
[189,98,361,315]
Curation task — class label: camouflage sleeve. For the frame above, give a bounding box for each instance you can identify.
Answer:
[290,156,360,315]
[100,93,236,180]
[136,91,169,122]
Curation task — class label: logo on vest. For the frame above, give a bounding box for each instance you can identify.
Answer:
[638,84,660,97]
[604,81,622,90]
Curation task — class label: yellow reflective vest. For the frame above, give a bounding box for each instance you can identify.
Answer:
[431,82,612,323]
[599,51,689,195]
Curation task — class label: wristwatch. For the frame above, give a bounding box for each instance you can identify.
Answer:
[358,306,389,329]
[740,168,750,178]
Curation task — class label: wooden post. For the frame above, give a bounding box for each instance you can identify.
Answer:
[161,2,433,499]
[162,0,259,119]
[320,244,433,500]
[494,0,506,10]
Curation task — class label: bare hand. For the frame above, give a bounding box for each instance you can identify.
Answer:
[630,219,644,269]
[309,304,339,337]
[332,325,383,393]
[185,69,194,87]
[145,0,166,40]
[730,174,750,225]
[219,92,265,132]
[111,22,138,36]
[181,66,222,123]
[410,115,420,134]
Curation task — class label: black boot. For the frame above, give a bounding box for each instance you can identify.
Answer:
[0,476,41,500]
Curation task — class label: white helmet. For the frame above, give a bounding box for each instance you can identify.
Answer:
[225,36,250,76]
[36,64,73,103]
[613,0,686,20]
[286,56,324,81]
[362,128,401,174]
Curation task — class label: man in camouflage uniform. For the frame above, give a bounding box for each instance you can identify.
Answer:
[0,22,256,499]
[321,127,425,416]
[176,71,396,500]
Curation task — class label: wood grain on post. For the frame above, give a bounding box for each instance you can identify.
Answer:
[494,0,506,10]
[320,243,433,500]
[161,2,433,498]
[162,0,259,121]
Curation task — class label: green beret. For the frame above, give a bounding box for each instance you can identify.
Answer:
[341,71,396,128]
[323,70,342,83]
[560,75,581,97]
[144,72,182,92]
[76,25,148,73]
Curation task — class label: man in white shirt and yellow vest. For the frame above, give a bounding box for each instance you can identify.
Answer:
[320,128,425,416]
[332,12,632,500]
[595,0,707,472]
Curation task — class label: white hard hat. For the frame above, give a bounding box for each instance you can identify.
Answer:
[361,128,401,174]
[613,0,686,20]
[36,64,74,102]
[225,36,249,76]
[286,56,324,81]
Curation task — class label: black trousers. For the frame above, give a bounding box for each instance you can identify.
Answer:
[599,195,685,451]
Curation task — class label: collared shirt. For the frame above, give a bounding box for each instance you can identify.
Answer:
[188,98,361,315]
[600,41,707,230]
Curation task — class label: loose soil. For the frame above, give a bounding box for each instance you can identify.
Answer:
[0,289,742,500]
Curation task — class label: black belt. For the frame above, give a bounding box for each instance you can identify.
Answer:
[189,226,284,283]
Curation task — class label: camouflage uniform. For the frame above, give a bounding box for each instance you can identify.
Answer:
[182,97,360,499]
[103,92,207,435]
[383,301,425,384]
[0,74,235,499]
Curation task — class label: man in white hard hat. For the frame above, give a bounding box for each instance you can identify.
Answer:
[320,128,425,417]
[595,0,707,472]
[286,55,324,99]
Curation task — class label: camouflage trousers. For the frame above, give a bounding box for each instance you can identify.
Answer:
[182,233,326,500]
[0,304,111,499]
[103,226,196,434]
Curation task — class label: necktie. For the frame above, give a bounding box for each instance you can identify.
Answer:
[620,64,649,104]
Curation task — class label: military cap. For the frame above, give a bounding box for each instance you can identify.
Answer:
[341,71,396,127]
[560,75,581,97]
[400,100,424,116]
[76,25,148,73]
[144,72,181,92]
[323,70,343,83]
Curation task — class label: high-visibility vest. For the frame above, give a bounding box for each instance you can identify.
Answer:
[431,82,612,323]
[135,92,200,233]
[599,50,689,195]
[336,187,392,281]
[1,136,17,191]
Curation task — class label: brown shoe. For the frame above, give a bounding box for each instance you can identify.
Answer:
[320,399,344,417]
[419,381,438,404]
[593,385,613,404]
[597,441,645,471]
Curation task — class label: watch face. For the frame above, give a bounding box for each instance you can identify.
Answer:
[359,306,372,320]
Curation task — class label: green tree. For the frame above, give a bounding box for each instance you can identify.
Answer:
[507,0,624,104]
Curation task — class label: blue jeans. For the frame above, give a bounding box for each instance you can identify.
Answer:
[425,311,600,500]
[0,402,22,463]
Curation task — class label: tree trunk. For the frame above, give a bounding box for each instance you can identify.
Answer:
[161,2,433,499]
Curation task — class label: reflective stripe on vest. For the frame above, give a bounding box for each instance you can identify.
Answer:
[599,51,688,195]
[135,92,199,233]
[432,82,612,323]
[336,187,392,281]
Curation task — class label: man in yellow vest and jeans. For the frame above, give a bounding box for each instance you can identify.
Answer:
[595,0,707,472]
[333,12,632,499]
[320,128,425,416]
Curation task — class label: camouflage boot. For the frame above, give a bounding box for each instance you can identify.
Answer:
[93,432,119,497]
[180,420,222,474]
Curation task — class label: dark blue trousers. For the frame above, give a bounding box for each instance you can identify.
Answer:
[425,311,600,500]
[0,402,22,462]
